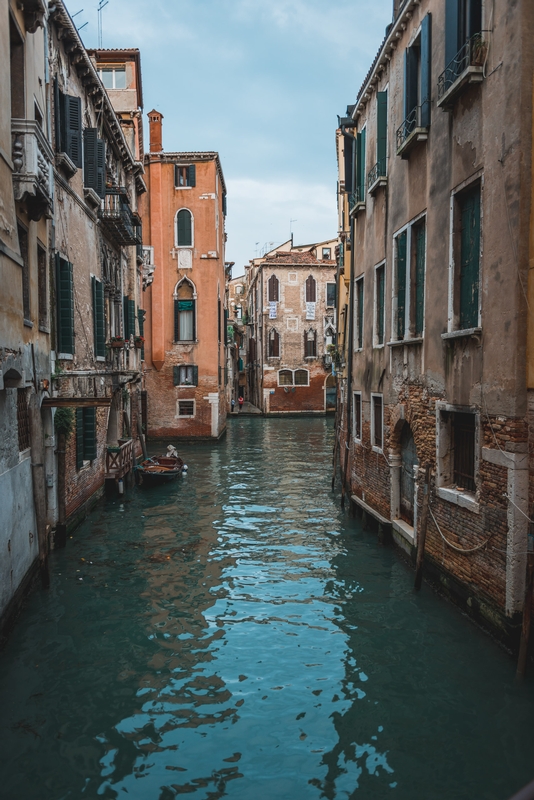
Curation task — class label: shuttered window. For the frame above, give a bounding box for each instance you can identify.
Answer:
[18,223,30,323]
[452,412,476,492]
[353,393,362,441]
[56,91,82,167]
[376,91,387,176]
[372,395,383,449]
[304,329,317,358]
[356,277,364,350]
[175,164,196,187]
[326,283,336,307]
[268,274,279,302]
[174,300,195,341]
[414,220,426,336]
[123,296,136,340]
[343,134,354,194]
[396,231,407,340]
[76,407,97,468]
[375,265,385,346]
[92,276,106,358]
[402,14,431,132]
[176,209,193,246]
[137,308,146,360]
[56,254,74,355]
[268,329,280,358]
[420,14,432,127]
[356,129,366,201]
[459,186,480,330]
[83,129,106,198]
[173,365,198,386]
[305,275,316,302]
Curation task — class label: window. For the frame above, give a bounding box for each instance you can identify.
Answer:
[268,274,279,302]
[54,80,82,168]
[326,283,336,307]
[437,407,478,497]
[17,223,30,324]
[17,389,30,452]
[76,407,97,469]
[177,400,195,417]
[175,165,196,188]
[83,129,106,198]
[137,308,146,360]
[56,254,74,356]
[174,280,196,341]
[92,277,105,358]
[176,209,193,247]
[123,295,136,340]
[10,16,25,119]
[294,369,309,386]
[355,128,366,203]
[355,276,364,350]
[397,15,431,150]
[457,185,480,330]
[368,90,388,189]
[278,369,293,386]
[322,247,331,260]
[371,394,383,450]
[393,216,426,341]
[439,0,482,102]
[413,219,426,336]
[374,264,385,346]
[173,365,198,386]
[395,230,407,339]
[38,244,48,330]
[98,66,126,89]
[305,275,317,303]
[304,328,317,358]
[268,328,280,358]
[353,392,362,441]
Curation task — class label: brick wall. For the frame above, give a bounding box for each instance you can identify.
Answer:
[65,406,108,519]
[265,364,327,412]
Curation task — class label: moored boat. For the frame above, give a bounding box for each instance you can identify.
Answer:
[135,455,184,486]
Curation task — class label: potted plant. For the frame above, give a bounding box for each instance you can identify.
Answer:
[470,33,487,66]
[109,336,125,349]
[134,336,145,349]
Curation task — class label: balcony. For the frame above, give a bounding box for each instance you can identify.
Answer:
[11,119,54,221]
[105,438,134,480]
[396,104,429,158]
[367,159,387,195]
[437,34,486,110]
[348,187,365,216]
[100,189,138,246]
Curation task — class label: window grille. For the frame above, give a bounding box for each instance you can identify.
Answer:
[373,395,383,449]
[294,369,309,386]
[452,412,476,492]
[178,400,195,417]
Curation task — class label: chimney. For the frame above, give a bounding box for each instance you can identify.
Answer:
[148,109,163,153]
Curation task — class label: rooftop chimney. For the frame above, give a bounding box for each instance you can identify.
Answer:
[148,109,163,153]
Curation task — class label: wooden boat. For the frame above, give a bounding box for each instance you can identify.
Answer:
[135,455,184,486]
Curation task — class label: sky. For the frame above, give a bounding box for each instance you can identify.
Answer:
[76,0,392,274]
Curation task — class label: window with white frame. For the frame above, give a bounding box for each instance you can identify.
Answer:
[371,393,383,450]
[173,365,198,386]
[437,406,478,495]
[277,368,309,386]
[353,392,362,441]
[322,247,331,260]
[175,165,196,188]
[176,209,193,247]
[393,215,426,341]
[177,400,195,417]
[374,264,385,347]
[98,66,126,89]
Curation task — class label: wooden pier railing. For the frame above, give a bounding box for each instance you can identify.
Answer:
[105,438,134,480]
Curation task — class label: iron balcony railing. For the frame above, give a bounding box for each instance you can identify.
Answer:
[348,186,365,214]
[100,188,138,246]
[438,33,487,101]
[367,158,387,191]
[396,102,430,151]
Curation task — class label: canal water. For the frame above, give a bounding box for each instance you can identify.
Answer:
[1,417,534,800]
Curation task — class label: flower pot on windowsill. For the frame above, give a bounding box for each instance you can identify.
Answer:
[109,339,125,348]
[134,337,145,349]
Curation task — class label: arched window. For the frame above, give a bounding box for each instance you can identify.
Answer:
[268,328,280,358]
[304,328,317,358]
[268,274,279,302]
[278,369,293,386]
[176,209,193,247]
[294,369,309,386]
[325,324,336,347]
[305,275,316,302]
[174,279,196,341]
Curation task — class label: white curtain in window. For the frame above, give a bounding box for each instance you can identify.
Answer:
[180,309,193,340]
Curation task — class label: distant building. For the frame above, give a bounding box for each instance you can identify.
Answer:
[140,112,228,439]
[245,241,338,414]
[227,274,246,403]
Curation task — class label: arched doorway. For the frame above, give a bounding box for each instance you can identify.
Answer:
[400,424,418,525]
[325,374,336,411]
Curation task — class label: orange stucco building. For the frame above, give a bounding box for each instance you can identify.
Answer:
[140,112,228,439]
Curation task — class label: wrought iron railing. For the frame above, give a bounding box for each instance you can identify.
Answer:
[438,33,487,101]
[348,187,365,213]
[100,189,138,246]
[367,158,387,190]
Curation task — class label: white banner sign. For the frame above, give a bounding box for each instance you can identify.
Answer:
[306,302,316,320]
[269,302,277,319]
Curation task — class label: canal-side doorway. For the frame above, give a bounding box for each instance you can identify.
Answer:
[400,423,418,525]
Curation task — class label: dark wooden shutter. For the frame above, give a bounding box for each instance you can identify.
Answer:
[138,308,145,359]
[420,14,432,128]
[376,91,387,174]
[92,277,105,357]
[173,365,180,385]
[174,299,179,341]
[83,407,97,461]
[56,255,74,354]
[76,408,84,469]
[467,0,482,40]
[177,209,192,246]
[128,299,136,339]
[357,279,364,349]
[404,47,419,121]
[305,275,316,302]
[445,0,460,68]
[357,130,366,201]
[268,274,279,301]
[396,232,407,339]
[96,139,106,198]
[192,365,198,386]
[414,222,426,336]
[224,309,229,345]
[460,186,480,329]
[123,296,128,338]
[187,164,196,187]
[54,78,62,153]
[84,128,98,191]
[65,95,82,167]
[343,134,354,193]
[377,267,385,345]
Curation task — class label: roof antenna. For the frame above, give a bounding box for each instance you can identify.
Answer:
[97,0,109,48]
[290,219,297,246]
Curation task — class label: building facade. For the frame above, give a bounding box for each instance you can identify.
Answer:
[335,0,534,647]
[140,112,228,439]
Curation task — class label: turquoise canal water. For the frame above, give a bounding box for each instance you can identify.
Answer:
[1,417,534,800]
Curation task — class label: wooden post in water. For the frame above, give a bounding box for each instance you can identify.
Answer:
[414,464,431,591]
[137,414,148,461]
[56,431,67,548]
[517,552,534,678]
[28,393,50,589]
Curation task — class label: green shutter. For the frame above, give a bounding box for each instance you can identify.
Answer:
[173,366,180,386]
[92,277,105,358]
[377,91,387,176]
[174,299,179,342]
[343,134,354,194]
[96,139,106,198]
[377,267,385,345]
[420,14,432,128]
[414,222,426,336]
[83,407,97,461]
[177,210,192,246]
[128,299,136,340]
[65,95,82,167]
[460,187,480,330]
[84,128,98,192]
[56,255,74,355]
[76,408,84,469]
[404,46,419,121]
[123,295,128,338]
[192,365,198,386]
[187,164,196,187]
[357,129,366,201]
[357,279,364,349]
[396,231,407,339]
[138,308,145,360]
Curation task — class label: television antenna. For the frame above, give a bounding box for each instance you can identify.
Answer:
[97,0,109,48]
[290,218,297,244]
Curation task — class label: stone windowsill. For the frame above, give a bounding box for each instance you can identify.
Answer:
[441,327,481,341]
[437,486,480,514]
[56,151,77,179]
[437,66,484,111]
[387,337,423,347]
[83,187,101,210]
[368,176,387,196]
[396,126,429,159]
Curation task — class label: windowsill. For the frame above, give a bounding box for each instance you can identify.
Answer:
[177,384,198,388]
[349,200,366,217]
[175,186,192,190]
[173,340,198,345]
[396,127,429,159]
[96,356,106,362]
[387,337,423,347]
[38,325,50,334]
[368,176,387,196]
[304,356,317,361]
[373,343,385,350]
[437,486,480,514]
[83,187,101,209]
[24,318,33,328]
[441,327,481,341]
[19,447,31,463]
[58,353,74,360]
[372,445,383,454]
[353,437,362,445]
[392,519,415,546]
[437,66,484,111]
[56,151,77,179]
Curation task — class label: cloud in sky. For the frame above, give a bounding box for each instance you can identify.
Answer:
[76,0,392,271]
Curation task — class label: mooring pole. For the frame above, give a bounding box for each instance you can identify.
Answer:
[55,431,67,548]
[414,464,431,591]
[517,552,534,678]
